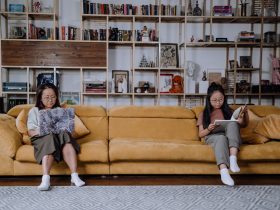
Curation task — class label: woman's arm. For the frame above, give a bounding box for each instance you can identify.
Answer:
[237,105,249,128]
[27,107,40,137]
[198,123,217,138]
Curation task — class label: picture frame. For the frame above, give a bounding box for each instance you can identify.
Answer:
[159,73,173,93]
[160,43,179,68]
[60,92,80,105]
[112,70,129,93]
[240,56,252,68]
[229,60,239,69]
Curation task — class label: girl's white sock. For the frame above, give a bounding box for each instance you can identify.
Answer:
[230,155,240,173]
[38,175,50,191]
[220,168,234,186]
[71,172,85,187]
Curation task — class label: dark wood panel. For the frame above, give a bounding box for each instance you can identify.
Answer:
[1,41,107,67]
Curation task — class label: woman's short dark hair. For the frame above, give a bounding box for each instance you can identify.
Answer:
[35,83,60,110]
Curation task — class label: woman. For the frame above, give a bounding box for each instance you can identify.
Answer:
[197,82,248,186]
[27,83,85,191]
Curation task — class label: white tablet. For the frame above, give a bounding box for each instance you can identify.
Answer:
[214,119,238,126]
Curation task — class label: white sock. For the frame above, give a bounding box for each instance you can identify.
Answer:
[38,175,50,191]
[71,173,85,187]
[230,155,240,173]
[220,168,234,186]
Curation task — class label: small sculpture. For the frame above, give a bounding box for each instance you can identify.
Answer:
[202,71,207,81]
[193,1,202,16]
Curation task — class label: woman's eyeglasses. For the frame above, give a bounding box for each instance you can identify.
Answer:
[210,98,224,103]
[42,96,56,102]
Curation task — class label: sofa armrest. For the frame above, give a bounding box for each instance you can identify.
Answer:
[0,114,22,158]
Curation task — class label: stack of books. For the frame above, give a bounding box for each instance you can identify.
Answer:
[84,81,106,93]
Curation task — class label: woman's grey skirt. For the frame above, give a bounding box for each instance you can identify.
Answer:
[31,131,80,164]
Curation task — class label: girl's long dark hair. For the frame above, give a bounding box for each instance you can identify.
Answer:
[35,83,61,110]
[202,82,232,129]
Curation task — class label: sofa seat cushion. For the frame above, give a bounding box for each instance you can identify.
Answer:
[16,140,108,163]
[109,138,216,162]
[239,141,280,161]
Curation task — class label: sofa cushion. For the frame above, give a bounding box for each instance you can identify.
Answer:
[15,109,31,144]
[109,138,280,163]
[254,114,280,139]
[239,141,280,161]
[109,138,215,162]
[0,114,22,158]
[109,118,198,141]
[248,106,280,117]
[16,140,108,163]
[240,110,269,144]
[109,106,195,119]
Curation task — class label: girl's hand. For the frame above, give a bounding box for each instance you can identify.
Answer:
[28,129,39,137]
[237,105,248,124]
[207,123,217,131]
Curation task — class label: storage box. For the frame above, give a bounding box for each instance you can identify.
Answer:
[9,4,25,12]
[199,81,209,93]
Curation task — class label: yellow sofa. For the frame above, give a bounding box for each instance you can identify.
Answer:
[0,104,280,176]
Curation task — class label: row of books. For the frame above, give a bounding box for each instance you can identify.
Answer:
[61,26,80,40]
[83,29,106,41]
[28,24,56,40]
[83,2,184,16]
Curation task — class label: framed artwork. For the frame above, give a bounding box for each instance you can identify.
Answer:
[159,74,173,93]
[229,60,239,69]
[112,70,129,93]
[160,43,178,68]
[240,56,252,68]
[60,92,80,105]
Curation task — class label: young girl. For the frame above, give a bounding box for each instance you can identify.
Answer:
[197,82,248,186]
[27,83,85,191]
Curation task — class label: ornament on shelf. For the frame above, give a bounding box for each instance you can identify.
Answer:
[33,1,41,13]
[139,55,149,67]
[202,70,207,81]
[193,0,202,16]
[187,0,193,16]
[111,78,115,93]
[190,35,194,42]
[143,81,150,93]
[240,0,249,16]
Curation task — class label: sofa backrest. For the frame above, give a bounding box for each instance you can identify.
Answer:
[191,105,280,119]
[7,104,108,143]
[108,106,199,141]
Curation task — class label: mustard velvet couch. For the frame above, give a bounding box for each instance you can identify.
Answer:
[0,104,280,176]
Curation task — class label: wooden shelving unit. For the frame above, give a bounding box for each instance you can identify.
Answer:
[0,0,279,112]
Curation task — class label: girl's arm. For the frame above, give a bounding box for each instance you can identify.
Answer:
[27,107,40,137]
[198,123,216,138]
[237,105,249,127]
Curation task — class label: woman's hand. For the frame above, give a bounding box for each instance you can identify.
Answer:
[237,105,249,126]
[207,123,217,131]
[28,129,40,137]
